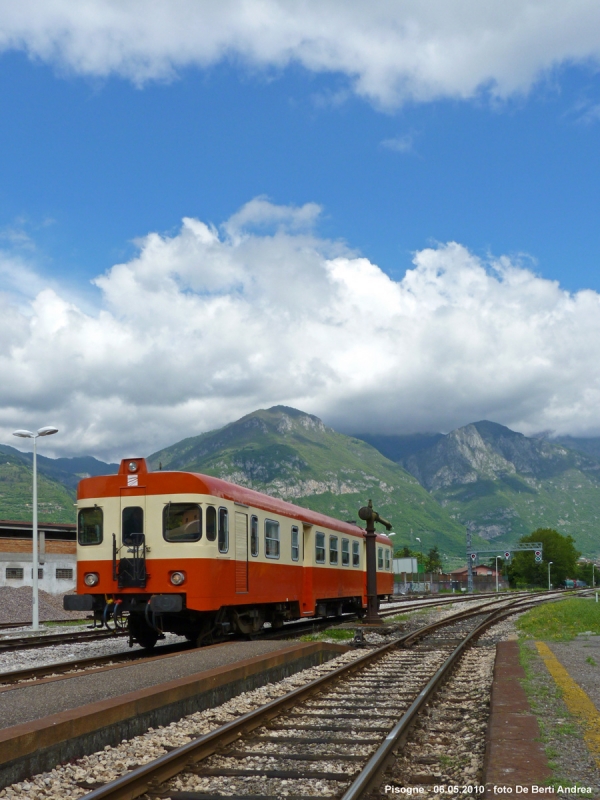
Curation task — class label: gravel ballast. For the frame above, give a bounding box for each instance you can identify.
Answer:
[0,649,366,800]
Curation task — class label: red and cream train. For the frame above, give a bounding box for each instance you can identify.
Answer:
[64,458,394,647]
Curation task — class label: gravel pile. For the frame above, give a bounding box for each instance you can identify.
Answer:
[0,649,366,800]
[0,587,83,624]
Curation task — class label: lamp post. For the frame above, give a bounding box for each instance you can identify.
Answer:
[495,555,501,593]
[415,536,423,577]
[593,563,595,589]
[12,426,59,630]
[548,561,553,592]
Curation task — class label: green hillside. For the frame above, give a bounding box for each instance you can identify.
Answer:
[0,447,76,523]
[365,421,600,559]
[148,406,475,559]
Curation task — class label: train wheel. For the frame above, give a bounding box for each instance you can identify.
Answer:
[232,608,265,635]
[192,617,214,647]
[128,614,159,650]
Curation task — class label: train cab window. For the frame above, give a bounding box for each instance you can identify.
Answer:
[352,540,360,567]
[122,507,143,546]
[206,506,217,541]
[377,546,384,570]
[163,503,202,542]
[341,538,350,566]
[265,519,280,558]
[329,536,339,565]
[251,515,259,557]
[291,526,299,561]
[218,508,229,553]
[78,507,103,546]
[385,549,391,570]
[315,531,325,563]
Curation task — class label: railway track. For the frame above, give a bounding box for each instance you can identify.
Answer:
[0,618,88,631]
[0,592,538,688]
[77,590,562,800]
[0,590,566,689]
[0,589,540,657]
[0,625,128,653]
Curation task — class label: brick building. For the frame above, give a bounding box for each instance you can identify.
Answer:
[0,520,76,594]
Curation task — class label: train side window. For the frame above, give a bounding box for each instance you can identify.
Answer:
[341,538,350,566]
[78,507,103,546]
[163,503,202,542]
[206,506,216,541]
[251,515,259,557]
[265,519,280,559]
[385,549,390,570]
[218,508,229,553]
[377,546,384,570]
[291,526,299,561]
[315,532,325,563]
[329,536,339,565]
[352,540,360,567]
[122,507,143,546]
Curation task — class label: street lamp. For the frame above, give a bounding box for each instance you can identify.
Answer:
[415,536,423,580]
[593,563,595,589]
[495,555,501,593]
[12,426,59,630]
[548,561,553,592]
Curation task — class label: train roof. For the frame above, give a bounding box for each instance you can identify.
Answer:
[77,458,393,544]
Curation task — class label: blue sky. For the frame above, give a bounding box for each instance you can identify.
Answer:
[1,2,600,457]
[3,51,600,293]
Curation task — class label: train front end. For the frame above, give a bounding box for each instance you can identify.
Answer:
[64,457,204,648]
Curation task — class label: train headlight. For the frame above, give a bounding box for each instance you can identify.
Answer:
[84,572,99,587]
[170,571,185,586]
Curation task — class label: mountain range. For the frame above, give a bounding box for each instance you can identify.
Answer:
[358,421,600,557]
[147,406,472,560]
[3,408,600,559]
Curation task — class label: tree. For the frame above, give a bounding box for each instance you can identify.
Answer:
[507,528,580,588]
[425,546,443,573]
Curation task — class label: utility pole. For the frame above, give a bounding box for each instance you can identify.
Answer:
[466,529,474,593]
[358,499,392,624]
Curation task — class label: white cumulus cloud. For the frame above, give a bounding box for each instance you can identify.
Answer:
[1,199,600,459]
[1,2,600,107]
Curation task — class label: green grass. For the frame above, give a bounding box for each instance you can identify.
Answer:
[516,598,600,641]
[43,619,88,627]
[586,656,597,666]
[300,628,355,642]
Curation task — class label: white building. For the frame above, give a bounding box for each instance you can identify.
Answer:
[0,520,77,594]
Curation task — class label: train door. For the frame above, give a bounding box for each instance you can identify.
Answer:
[301,524,314,614]
[118,496,147,588]
[234,511,249,593]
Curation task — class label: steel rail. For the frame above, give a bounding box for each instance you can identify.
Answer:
[0,627,127,653]
[342,591,581,798]
[0,618,88,631]
[79,593,538,800]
